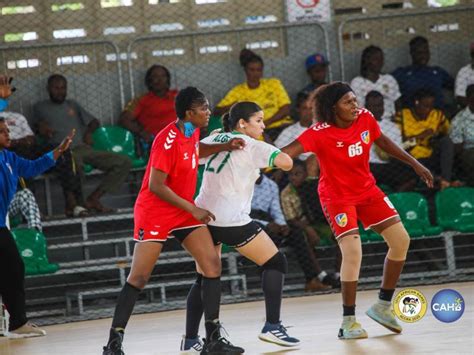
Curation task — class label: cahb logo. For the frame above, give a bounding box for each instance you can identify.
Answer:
[361,130,370,144]
[393,288,427,322]
[431,289,465,323]
[334,213,348,227]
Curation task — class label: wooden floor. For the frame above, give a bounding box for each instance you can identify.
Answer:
[1,282,472,355]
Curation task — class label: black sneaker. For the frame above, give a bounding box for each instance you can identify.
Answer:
[201,321,244,354]
[103,329,125,355]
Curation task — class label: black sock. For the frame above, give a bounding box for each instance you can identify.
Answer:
[262,269,284,324]
[379,288,395,302]
[201,276,221,341]
[343,305,355,316]
[185,274,204,339]
[110,282,141,332]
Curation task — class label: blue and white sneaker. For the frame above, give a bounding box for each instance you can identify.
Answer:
[258,321,300,347]
[180,335,203,353]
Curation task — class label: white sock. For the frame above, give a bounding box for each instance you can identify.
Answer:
[317,271,328,282]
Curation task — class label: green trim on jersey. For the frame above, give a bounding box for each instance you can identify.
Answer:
[231,130,245,135]
[268,150,281,167]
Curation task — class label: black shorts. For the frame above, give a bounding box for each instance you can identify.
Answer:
[208,221,262,248]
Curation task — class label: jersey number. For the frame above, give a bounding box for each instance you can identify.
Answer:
[205,152,231,174]
[348,142,363,157]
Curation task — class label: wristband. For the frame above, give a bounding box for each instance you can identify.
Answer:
[0,98,8,112]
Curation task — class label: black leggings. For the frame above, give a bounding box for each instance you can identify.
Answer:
[0,227,28,330]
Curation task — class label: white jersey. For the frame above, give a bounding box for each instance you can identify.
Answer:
[196,131,281,227]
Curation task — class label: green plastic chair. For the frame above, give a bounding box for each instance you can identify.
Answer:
[388,192,442,238]
[436,187,474,233]
[359,223,383,243]
[83,126,147,172]
[11,228,59,275]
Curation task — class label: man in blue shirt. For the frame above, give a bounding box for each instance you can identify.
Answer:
[0,77,75,338]
[392,36,454,110]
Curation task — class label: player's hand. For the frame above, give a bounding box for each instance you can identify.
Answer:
[0,76,13,99]
[226,138,245,151]
[413,161,434,188]
[191,206,216,224]
[279,224,290,237]
[54,129,76,159]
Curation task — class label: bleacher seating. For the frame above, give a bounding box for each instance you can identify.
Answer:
[436,187,474,233]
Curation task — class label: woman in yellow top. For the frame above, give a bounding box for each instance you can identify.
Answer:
[214,48,293,140]
[397,88,455,189]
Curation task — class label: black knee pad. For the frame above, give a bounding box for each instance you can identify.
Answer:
[261,251,288,274]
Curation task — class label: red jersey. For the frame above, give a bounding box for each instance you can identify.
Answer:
[125,90,178,135]
[297,108,382,204]
[134,121,200,229]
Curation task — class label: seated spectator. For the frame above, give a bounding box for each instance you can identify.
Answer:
[450,84,474,186]
[396,88,455,189]
[251,172,330,292]
[366,91,415,191]
[0,109,87,217]
[274,91,314,160]
[350,45,401,121]
[273,91,318,187]
[392,36,454,111]
[281,160,339,288]
[454,42,474,108]
[8,186,42,232]
[214,48,293,141]
[33,74,132,213]
[119,64,178,145]
[301,53,329,94]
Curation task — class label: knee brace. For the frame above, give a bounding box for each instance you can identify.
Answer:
[339,235,362,282]
[261,251,288,274]
[381,222,410,261]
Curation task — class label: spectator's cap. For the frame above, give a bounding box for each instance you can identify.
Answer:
[305,53,329,70]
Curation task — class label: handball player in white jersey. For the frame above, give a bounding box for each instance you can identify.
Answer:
[181,101,300,350]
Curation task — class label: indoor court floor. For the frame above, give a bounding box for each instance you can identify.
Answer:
[1,282,472,355]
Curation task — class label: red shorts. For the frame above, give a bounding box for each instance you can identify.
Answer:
[321,192,399,240]
[133,211,204,242]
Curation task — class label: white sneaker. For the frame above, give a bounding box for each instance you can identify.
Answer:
[366,300,402,333]
[8,322,46,338]
[338,316,368,340]
[180,334,203,353]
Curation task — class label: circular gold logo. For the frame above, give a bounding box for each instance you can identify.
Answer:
[393,288,427,323]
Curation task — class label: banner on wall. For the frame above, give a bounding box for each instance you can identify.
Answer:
[286,0,331,23]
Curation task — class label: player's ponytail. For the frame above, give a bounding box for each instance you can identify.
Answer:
[222,112,232,132]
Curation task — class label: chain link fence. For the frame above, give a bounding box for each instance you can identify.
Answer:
[0,0,472,327]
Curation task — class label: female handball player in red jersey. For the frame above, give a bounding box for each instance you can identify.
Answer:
[282,82,433,340]
[103,87,244,355]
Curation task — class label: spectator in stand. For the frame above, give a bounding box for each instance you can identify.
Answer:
[214,48,293,141]
[33,74,132,213]
[366,91,415,192]
[396,88,456,189]
[251,172,330,292]
[392,36,454,110]
[0,109,87,217]
[454,42,474,108]
[120,64,178,144]
[351,45,401,121]
[301,53,329,94]
[281,160,339,289]
[450,84,474,186]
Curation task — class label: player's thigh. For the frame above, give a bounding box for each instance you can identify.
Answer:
[181,226,221,277]
[128,241,163,287]
[236,230,278,266]
[357,195,400,234]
